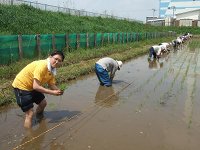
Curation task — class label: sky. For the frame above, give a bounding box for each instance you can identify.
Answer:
[35,0,160,22]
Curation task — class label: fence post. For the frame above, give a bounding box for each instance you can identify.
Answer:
[52,34,56,50]
[118,33,120,44]
[86,33,89,48]
[112,33,115,44]
[126,33,128,43]
[76,33,80,49]
[101,33,104,46]
[122,33,124,44]
[65,33,69,51]
[18,34,23,60]
[130,32,133,42]
[94,33,97,48]
[107,33,110,44]
[36,34,41,58]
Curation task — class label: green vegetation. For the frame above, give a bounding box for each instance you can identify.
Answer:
[0,4,198,35]
[188,39,200,49]
[0,4,144,35]
[58,83,68,91]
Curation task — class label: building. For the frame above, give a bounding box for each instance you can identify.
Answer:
[175,9,200,26]
[160,0,200,18]
[176,8,200,20]
[146,18,165,26]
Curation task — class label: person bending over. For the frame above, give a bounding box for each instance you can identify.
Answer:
[12,50,65,128]
[95,57,123,87]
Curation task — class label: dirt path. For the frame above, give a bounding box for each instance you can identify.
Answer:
[1,41,200,150]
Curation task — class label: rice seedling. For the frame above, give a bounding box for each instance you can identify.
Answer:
[58,83,68,91]
[188,40,200,49]
[159,50,191,105]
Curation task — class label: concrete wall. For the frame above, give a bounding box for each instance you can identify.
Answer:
[197,20,200,27]
[179,19,193,26]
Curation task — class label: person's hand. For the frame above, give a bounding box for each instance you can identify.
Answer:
[52,90,63,96]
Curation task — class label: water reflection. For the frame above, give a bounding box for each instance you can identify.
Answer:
[18,119,48,150]
[148,53,170,70]
[148,59,163,69]
[95,86,119,108]
[13,109,80,150]
[45,110,81,123]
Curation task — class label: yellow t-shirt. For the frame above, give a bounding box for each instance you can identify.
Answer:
[12,59,56,91]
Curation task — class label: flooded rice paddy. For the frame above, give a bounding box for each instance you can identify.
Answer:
[1,41,200,150]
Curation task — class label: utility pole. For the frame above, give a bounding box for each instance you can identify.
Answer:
[172,6,176,19]
[168,6,176,18]
[152,9,156,25]
[168,6,176,26]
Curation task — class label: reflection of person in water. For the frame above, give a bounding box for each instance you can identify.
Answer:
[18,119,48,149]
[148,59,158,69]
[148,59,163,69]
[95,86,119,108]
[159,62,164,68]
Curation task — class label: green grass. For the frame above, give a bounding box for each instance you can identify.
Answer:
[0,4,198,35]
[0,4,144,35]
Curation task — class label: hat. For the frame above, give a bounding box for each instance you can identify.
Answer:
[116,60,123,70]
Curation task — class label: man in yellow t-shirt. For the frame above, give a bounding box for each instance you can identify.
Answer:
[12,50,65,128]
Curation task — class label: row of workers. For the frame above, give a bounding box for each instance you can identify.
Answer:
[148,32,192,60]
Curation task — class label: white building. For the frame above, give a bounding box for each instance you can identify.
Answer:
[160,0,200,18]
[175,9,200,26]
[176,8,200,20]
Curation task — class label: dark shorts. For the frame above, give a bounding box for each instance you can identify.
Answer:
[14,88,45,112]
[149,47,156,58]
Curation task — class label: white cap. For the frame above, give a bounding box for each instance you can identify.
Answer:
[116,60,123,69]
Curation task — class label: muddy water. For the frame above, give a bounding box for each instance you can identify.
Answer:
[1,42,200,150]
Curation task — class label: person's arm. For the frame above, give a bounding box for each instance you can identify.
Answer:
[49,84,59,90]
[110,65,117,81]
[33,79,63,96]
[110,73,115,81]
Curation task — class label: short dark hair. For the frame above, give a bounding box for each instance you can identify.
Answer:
[50,50,65,61]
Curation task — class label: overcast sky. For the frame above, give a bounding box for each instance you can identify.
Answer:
[36,0,160,22]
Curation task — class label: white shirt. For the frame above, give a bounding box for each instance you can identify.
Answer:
[152,45,162,55]
[47,58,57,76]
[96,57,118,78]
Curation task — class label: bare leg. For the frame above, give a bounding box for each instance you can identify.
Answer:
[24,108,34,128]
[36,99,47,114]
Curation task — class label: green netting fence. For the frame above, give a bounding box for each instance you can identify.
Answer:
[0,32,176,65]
